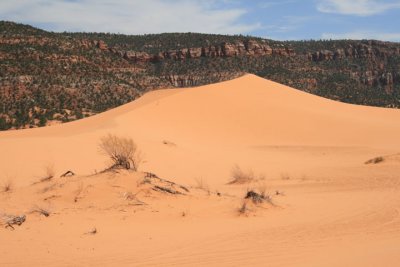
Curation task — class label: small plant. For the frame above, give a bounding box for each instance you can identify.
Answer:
[122,191,136,201]
[85,227,97,235]
[245,188,273,205]
[194,177,210,194]
[3,214,26,230]
[74,182,84,203]
[238,202,248,215]
[139,177,151,185]
[31,206,51,217]
[40,183,57,194]
[228,164,255,184]
[40,163,55,182]
[99,134,142,170]
[1,180,13,193]
[245,190,264,204]
[365,156,384,164]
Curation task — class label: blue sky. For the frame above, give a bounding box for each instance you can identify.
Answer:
[1,0,400,41]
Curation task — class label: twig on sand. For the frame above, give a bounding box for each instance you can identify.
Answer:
[60,170,75,178]
[30,206,51,217]
[152,185,183,195]
[122,191,148,206]
[84,227,97,235]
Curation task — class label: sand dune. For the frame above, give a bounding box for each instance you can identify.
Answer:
[1,74,400,266]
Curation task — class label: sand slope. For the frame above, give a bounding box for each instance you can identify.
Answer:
[1,74,400,266]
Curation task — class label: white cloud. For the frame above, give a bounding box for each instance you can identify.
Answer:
[317,0,400,16]
[259,0,296,9]
[0,0,261,34]
[321,31,400,41]
[262,15,314,35]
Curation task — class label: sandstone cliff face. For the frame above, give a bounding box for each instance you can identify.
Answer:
[347,70,396,94]
[111,39,295,63]
[103,38,398,94]
[309,41,400,61]
[95,40,108,50]
[303,41,399,93]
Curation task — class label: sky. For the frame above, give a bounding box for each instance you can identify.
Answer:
[0,0,400,41]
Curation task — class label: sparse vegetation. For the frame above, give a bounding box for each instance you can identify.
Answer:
[153,185,183,195]
[31,206,50,217]
[1,180,13,193]
[2,214,26,230]
[123,191,136,200]
[228,165,256,184]
[194,177,210,193]
[245,190,270,204]
[99,134,142,170]
[238,202,249,215]
[237,187,274,215]
[85,227,97,235]
[60,170,75,177]
[281,173,291,180]
[40,164,55,182]
[74,182,84,202]
[40,183,57,194]
[365,156,385,164]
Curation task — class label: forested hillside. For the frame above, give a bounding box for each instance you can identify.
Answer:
[1,21,399,129]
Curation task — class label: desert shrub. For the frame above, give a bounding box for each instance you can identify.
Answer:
[245,189,272,204]
[194,177,210,192]
[99,134,141,170]
[40,163,55,182]
[228,164,255,184]
[365,156,384,164]
[31,206,51,217]
[1,180,13,193]
[238,201,248,214]
[281,173,290,180]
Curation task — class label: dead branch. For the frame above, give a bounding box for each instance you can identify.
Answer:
[60,170,75,178]
[143,172,190,193]
[30,207,50,217]
[152,185,183,195]
[3,214,26,230]
[84,227,97,235]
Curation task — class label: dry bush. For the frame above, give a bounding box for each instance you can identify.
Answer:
[1,180,13,193]
[245,190,264,204]
[228,165,255,184]
[245,187,273,205]
[31,206,51,217]
[238,201,248,215]
[123,191,135,200]
[85,227,97,235]
[99,134,142,171]
[138,177,151,186]
[2,214,26,230]
[74,182,84,202]
[122,191,147,205]
[257,184,267,197]
[40,183,57,194]
[40,163,55,182]
[365,156,384,164]
[194,177,210,193]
